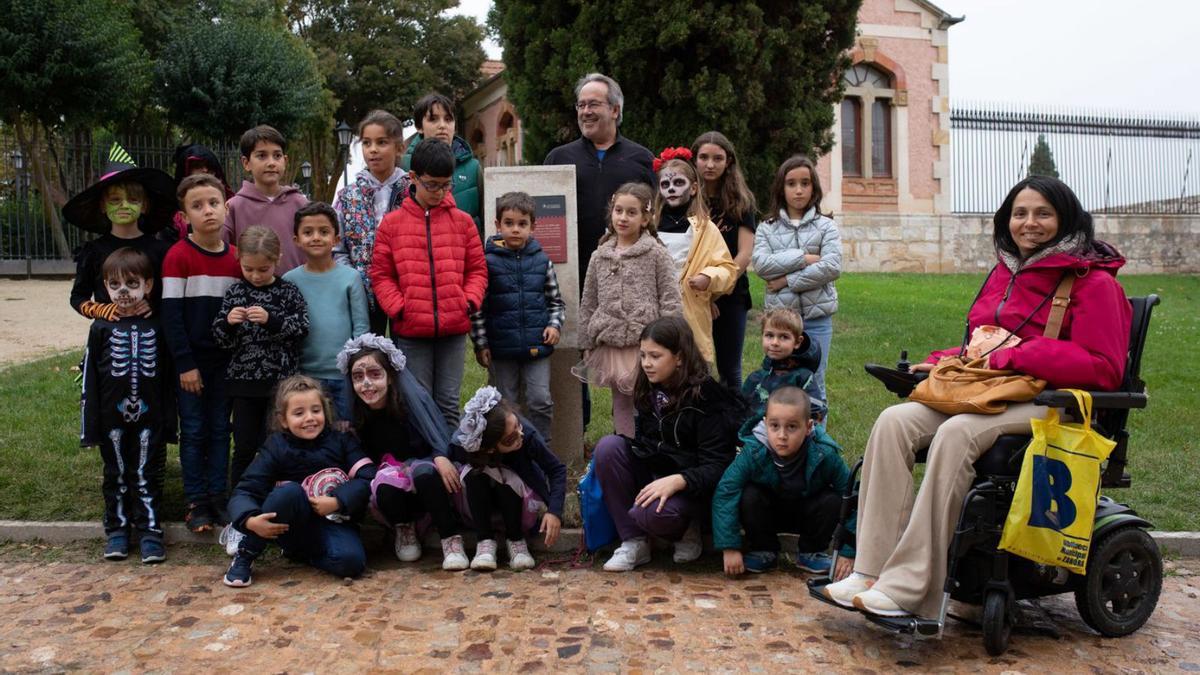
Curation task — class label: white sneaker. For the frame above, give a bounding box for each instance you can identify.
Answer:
[393,522,421,562]
[672,520,702,563]
[852,588,912,617]
[219,523,244,557]
[471,539,498,571]
[441,535,469,571]
[822,572,874,608]
[603,538,651,572]
[506,539,535,571]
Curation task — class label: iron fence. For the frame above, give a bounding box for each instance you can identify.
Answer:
[951,102,1200,215]
[0,132,243,274]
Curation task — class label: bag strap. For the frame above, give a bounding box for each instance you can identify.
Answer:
[1042,273,1077,339]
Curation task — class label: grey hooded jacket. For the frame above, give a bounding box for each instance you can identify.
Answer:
[751,207,841,320]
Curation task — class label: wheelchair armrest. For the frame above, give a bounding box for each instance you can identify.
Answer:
[1033,390,1148,413]
[865,364,927,398]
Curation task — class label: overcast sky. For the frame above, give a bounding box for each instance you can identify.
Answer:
[451,0,1200,116]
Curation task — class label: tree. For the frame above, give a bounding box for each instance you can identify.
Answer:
[288,0,487,126]
[0,0,154,257]
[490,0,860,194]
[155,17,326,141]
[1028,134,1060,179]
[284,0,486,200]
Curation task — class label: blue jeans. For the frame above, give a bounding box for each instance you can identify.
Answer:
[177,361,231,503]
[394,334,467,428]
[712,295,750,388]
[239,482,366,578]
[490,357,553,446]
[804,314,833,408]
[317,377,352,423]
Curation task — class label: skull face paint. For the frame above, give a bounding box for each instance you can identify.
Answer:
[658,170,693,208]
[351,357,390,410]
[106,274,148,311]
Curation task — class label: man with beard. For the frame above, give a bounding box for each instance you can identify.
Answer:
[544,73,655,288]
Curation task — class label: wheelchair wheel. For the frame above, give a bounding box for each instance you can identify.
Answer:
[981,590,1012,656]
[1074,526,1162,637]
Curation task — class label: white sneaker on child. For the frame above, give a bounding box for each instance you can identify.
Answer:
[603,538,651,572]
[219,524,244,557]
[471,539,498,571]
[506,539,535,571]
[393,522,421,562]
[822,572,874,608]
[672,520,703,563]
[441,535,469,571]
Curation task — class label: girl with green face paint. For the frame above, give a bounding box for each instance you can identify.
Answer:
[102,182,148,234]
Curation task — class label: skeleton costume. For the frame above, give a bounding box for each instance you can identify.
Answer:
[80,281,175,541]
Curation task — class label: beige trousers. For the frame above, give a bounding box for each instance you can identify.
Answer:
[855,401,1045,618]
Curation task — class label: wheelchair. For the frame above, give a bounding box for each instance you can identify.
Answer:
[809,295,1162,656]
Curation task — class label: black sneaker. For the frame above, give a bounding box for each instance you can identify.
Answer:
[104,533,129,561]
[140,537,166,564]
[223,550,255,587]
[186,501,215,533]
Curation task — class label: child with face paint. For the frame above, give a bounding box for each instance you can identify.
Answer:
[592,316,742,572]
[651,148,739,367]
[65,143,175,321]
[224,376,378,587]
[338,335,469,570]
[212,226,311,555]
[575,182,683,436]
[449,387,567,571]
[333,110,411,335]
[751,155,842,410]
[80,248,176,563]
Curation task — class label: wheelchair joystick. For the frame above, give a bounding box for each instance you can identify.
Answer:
[897,350,911,373]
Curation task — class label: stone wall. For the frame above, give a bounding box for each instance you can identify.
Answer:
[839,213,1200,274]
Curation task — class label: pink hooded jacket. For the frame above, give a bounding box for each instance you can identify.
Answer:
[927,241,1132,391]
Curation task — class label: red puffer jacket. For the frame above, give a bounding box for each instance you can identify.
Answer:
[927,241,1131,391]
[369,192,487,338]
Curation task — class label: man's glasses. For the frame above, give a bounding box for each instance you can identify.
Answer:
[575,100,609,112]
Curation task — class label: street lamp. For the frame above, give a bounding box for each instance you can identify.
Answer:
[11,149,30,277]
[334,121,353,190]
[300,160,312,198]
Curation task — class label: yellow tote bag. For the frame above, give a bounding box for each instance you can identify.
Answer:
[999,390,1116,574]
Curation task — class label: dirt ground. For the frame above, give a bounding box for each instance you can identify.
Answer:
[0,279,88,367]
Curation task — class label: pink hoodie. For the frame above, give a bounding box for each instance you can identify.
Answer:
[927,241,1131,391]
[223,180,309,274]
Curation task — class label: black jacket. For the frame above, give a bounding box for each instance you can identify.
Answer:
[544,134,654,284]
[229,429,377,531]
[630,376,743,497]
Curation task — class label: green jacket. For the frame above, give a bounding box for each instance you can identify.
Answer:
[711,426,856,557]
[402,134,482,228]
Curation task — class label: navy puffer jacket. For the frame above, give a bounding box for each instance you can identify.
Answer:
[482,235,553,361]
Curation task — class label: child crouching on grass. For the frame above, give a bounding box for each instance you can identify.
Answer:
[451,386,567,571]
[712,387,855,577]
[223,376,376,587]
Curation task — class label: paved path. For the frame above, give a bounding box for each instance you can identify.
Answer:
[2,554,1198,673]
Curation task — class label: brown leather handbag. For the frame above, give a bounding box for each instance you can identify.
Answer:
[909,273,1075,415]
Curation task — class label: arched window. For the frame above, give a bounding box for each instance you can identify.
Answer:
[841,63,894,178]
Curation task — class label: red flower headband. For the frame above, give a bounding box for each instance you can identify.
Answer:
[653,146,693,173]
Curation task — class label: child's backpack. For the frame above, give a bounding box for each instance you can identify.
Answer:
[578,458,617,551]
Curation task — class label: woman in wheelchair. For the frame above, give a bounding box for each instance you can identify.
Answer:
[822,176,1133,619]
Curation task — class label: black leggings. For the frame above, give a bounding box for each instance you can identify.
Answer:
[374,471,459,538]
[739,483,841,553]
[464,471,524,541]
[230,395,272,489]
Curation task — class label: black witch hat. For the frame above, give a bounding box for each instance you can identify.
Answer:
[62,143,176,235]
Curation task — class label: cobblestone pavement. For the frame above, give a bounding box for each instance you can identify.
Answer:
[1,552,1198,673]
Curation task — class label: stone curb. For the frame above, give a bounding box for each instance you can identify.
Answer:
[2,520,1198,557]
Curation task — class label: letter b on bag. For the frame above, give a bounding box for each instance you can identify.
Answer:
[1028,455,1076,531]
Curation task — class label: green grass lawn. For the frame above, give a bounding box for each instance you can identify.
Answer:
[2,273,1197,529]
